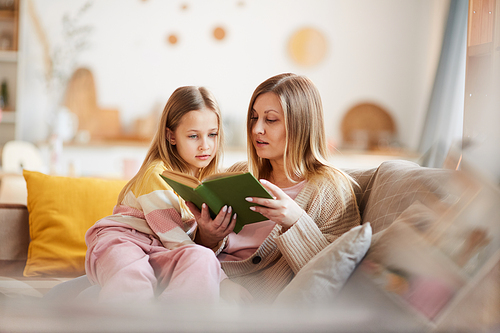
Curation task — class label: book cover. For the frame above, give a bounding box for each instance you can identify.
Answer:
[160,170,273,233]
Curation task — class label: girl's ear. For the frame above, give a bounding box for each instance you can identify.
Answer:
[166,128,176,145]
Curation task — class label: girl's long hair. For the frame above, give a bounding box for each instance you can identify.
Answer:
[117,86,224,204]
[246,73,357,208]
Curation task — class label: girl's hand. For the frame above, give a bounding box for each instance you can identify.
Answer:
[186,202,236,249]
[245,179,303,231]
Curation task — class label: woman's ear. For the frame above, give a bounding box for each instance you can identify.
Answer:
[166,128,176,145]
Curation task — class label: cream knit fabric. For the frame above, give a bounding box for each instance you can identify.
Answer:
[220,176,361,303]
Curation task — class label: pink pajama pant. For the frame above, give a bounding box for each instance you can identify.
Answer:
[85,221,225,304]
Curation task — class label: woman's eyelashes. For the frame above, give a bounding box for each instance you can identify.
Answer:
[250,114,278,123]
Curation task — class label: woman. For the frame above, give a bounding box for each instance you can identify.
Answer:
[188,73,361,303]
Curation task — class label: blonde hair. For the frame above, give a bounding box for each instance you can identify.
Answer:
[117,86,224,204]
[246,73,357,207]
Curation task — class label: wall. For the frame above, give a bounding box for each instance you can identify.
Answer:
[17,0,449,152]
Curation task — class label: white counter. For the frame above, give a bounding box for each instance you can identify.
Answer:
[35,142,420,179]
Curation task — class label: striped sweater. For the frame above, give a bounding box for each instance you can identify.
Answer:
[94,161,196,250]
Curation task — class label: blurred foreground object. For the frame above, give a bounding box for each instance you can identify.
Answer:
[336,156,500,332]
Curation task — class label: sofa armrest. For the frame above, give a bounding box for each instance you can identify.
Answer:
[0,260,27,277]
[0,203,74,298]
[0,203,30,262]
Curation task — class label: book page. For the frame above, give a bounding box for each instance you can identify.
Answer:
[202,171,245,182]
[161,170,200,188]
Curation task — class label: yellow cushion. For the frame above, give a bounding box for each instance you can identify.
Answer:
[23,170,127,277]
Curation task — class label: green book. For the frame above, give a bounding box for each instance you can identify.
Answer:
[160,170,273,233]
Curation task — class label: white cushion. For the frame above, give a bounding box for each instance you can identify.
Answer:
[274,222,372,305]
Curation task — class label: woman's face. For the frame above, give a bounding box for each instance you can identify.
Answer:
[250,92,287,163]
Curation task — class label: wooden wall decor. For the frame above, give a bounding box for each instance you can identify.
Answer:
[167,34,178,45]
[213,26,226,41]
[64,67,121,141]
[340,102,397,151]
[288,27,327,67]
[63,67,98,133]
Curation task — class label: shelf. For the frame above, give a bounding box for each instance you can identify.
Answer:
[0,10,16,19]
[0,110,15,123]
[0,1,19,52]
[0,0,18,148]
[0,50,17,62]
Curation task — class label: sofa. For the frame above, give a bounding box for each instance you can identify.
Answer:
[0,160,498,332]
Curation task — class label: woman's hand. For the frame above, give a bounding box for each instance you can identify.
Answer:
[246,179,304,231]
[186,202,236,249]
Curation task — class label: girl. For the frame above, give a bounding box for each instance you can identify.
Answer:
[84,86,240,303]
[189,73,361,303]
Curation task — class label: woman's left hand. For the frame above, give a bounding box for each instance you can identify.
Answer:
[246,179,303,231]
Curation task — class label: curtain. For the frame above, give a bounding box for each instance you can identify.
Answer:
[419,0,468,168]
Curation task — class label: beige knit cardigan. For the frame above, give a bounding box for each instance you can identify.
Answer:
[218,172,361,303]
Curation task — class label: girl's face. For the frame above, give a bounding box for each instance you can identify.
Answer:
[250,92,287,163]
[169,108,219,175]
